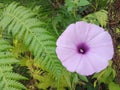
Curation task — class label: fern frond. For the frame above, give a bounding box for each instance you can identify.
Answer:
[82,10,108,27]
[0,2,67,89]
[0,39,13,51]
[7,80,26,89]
[0,38,18,64]
[0,39,27,90]
[5,72,27,80]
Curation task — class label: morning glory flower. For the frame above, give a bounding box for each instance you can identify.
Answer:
[56,21,114,76]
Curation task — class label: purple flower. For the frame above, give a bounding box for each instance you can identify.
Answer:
[56,21,114,76]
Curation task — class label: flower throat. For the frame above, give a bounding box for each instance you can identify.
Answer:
[77,43,89,54]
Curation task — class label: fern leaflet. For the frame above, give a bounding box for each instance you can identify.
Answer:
[0,38,27,90]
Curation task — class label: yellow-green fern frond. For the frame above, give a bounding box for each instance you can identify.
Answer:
[82,10,108,27]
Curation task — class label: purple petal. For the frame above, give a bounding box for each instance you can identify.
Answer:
[86,52,109,72]
[89,46,113,60]
[62,54,82,72]
[86,23,104,42]
[88,31,113,45]
[76,55,95,76]
[56,24,77,49]
[56,47,77,62]
[88,32,114,60]
[75,22,90,42]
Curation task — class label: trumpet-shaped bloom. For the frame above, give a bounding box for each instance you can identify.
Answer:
[56,21,114,76]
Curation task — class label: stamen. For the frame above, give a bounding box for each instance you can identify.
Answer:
[77,43,89,54]
[79,48,84,53]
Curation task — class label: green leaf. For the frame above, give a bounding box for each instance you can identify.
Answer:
[79,75,88,82]
[109,82,120,90]
[72,73,79,84]
[65,0,75,12]
[78,0,89,7]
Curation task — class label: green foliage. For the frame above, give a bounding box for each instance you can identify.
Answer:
[37,0,79,35]
[0,2,74,89]
[0,38,27,90]
[109,82,120,90]
[1,2,61,73]
[33,67,68,90]
[93,61,116,87]
[79,75,88,82]
[88,0,110,10]
[82,10,108,27]
[65,0,89,12]
[116,28,120,33]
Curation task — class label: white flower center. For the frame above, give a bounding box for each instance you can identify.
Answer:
[79,48,84,53]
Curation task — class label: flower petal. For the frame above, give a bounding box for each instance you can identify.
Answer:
[56,24,77,49]
[88,31,113,46]
[86,23,104,42]
[88,32,114,60]
[56,47,77,62]
[76,55,95,76]
[86,52,109,72]
[75,21,90,42]
[62,54,82,72]
[89,46,113,60]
